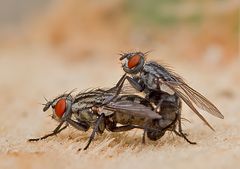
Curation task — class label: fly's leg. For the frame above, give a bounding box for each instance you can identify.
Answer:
[173,130,196,144]
[103,75,144,105]
[83,113,105,150]
[174,114,196,144]
[155,100,163,114]
[102,74,127,105]
[142,129,146,144]
[106,73,127,93]
[126,76,144,92]
[66,118,90,132]
[28,121,68,142]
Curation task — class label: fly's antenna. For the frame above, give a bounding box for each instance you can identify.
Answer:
[42,96,52,107]
[119,53,128,60]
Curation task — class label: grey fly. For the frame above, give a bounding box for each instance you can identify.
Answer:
[28,88,185,150]
[106,51,224,142]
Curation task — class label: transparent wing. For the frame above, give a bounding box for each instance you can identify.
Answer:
[160,78,224,130]
[165,79,224,118]
[179,83,223,118]
[105,100,161,120]
[165,83,215,131]
[149,62,223,130]
[151,62,223,117]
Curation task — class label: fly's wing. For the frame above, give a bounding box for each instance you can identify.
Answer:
[105,100,162,120]
[149,62,224,130]
[179,83,223,118]
[165,83,215,131]
[164,80,224,119]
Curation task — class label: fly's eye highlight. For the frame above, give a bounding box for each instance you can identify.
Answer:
[128,55,141,69]
[54,98,66,118]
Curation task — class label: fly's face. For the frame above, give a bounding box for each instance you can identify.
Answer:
[43,95,73,121]
[120,52,145,74]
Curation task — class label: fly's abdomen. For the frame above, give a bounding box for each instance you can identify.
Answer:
[112,112,146,126]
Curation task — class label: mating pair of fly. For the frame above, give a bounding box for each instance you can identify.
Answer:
[29,52,224,150]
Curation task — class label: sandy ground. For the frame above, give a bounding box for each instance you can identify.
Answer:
[0,48,239,169]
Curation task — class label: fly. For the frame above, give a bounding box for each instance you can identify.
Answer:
[29,88,187,150]
[106,51,224,139]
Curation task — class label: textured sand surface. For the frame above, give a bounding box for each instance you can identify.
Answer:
[0,48,239,169]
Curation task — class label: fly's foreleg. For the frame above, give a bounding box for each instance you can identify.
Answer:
[105,73,127,93]
[66,118,90,132]
[103,75,144,105]
[126,76,144,92]
[102,74,127,105]
[28,121,68,142]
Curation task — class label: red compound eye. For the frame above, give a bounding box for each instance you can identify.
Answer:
[55,99,66,118]
[128,55,141,69]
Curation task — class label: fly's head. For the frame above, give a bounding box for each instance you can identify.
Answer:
[43,93,73,121]
[120,51,146,74]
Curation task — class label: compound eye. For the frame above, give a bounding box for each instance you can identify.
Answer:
[54,99,66,118]
[128,55,141,69]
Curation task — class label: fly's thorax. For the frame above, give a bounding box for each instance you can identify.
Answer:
[140,71,159,90]
[77,109,97,123]
[142,62,177,93]
[72,102,92,112]
[141,71,175,95]
[144,62,177,81]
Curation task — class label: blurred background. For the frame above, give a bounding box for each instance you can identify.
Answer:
[0,1,239,168]
[0,0,238,60]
